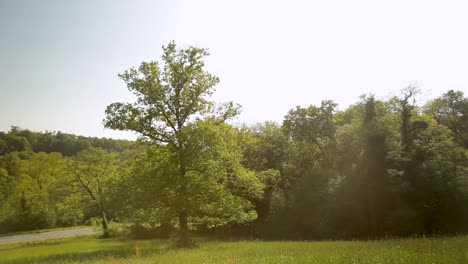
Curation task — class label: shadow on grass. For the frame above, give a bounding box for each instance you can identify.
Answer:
[2,242,170,264]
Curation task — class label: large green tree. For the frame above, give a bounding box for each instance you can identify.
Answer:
[104,42,262,246]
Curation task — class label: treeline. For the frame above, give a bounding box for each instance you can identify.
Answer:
[1,42,467,242]
[0,128,138,156]
[0,130,139,232]
[1,88,466,239]
[246,88,468,239]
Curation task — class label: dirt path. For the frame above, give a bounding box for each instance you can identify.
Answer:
[0,228,97,245]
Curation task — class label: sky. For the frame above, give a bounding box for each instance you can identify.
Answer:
[1,0,467,140]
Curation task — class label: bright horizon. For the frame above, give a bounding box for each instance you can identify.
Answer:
[1,0,467,140]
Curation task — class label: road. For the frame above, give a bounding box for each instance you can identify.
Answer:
[0,227,97,245]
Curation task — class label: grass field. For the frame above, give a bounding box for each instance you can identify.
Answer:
[0,235,466,263]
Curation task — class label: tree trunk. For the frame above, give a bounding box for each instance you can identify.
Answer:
[177,211,189,247]
[176,140,190,247]
[101,209,110,238]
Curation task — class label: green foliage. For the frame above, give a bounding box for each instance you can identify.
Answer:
[103,42,261,245]
[0,129,137,233]
[1,43,467,242]
[67,148,119,237]
[0,151,82,232]
[256,90,468,239]
[0,127,138,157]
[113,120,262,230]
[424,90,468,148]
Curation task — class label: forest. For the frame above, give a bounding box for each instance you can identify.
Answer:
[1,43,467,248]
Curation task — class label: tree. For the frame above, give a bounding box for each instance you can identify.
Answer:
[356,96,388,235]
[0,152,23,232]
[324,95,401,237]
[104,42,261,246]
[67,148,117,237]
[398,85,421,153]
[264,101,338,238]
[19,152,73,229]
[0,151,79,232]
[424,90,468,148]
[283,100,337,165]
[236,122,284,223]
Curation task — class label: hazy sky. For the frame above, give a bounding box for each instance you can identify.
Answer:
[1,0,467,139]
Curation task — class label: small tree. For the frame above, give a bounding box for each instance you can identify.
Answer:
[104,42,262,246]
[67,148,117,237]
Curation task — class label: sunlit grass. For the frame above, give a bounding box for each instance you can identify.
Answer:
[0,235,466,263]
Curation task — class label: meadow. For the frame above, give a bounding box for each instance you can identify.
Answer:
[0,235,466,263]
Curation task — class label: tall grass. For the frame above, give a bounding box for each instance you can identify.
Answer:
[0,235,466,263]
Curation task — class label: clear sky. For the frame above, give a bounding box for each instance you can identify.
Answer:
[1,0,467,139]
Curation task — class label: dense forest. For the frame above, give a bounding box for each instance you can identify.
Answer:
[1,43,467,246]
